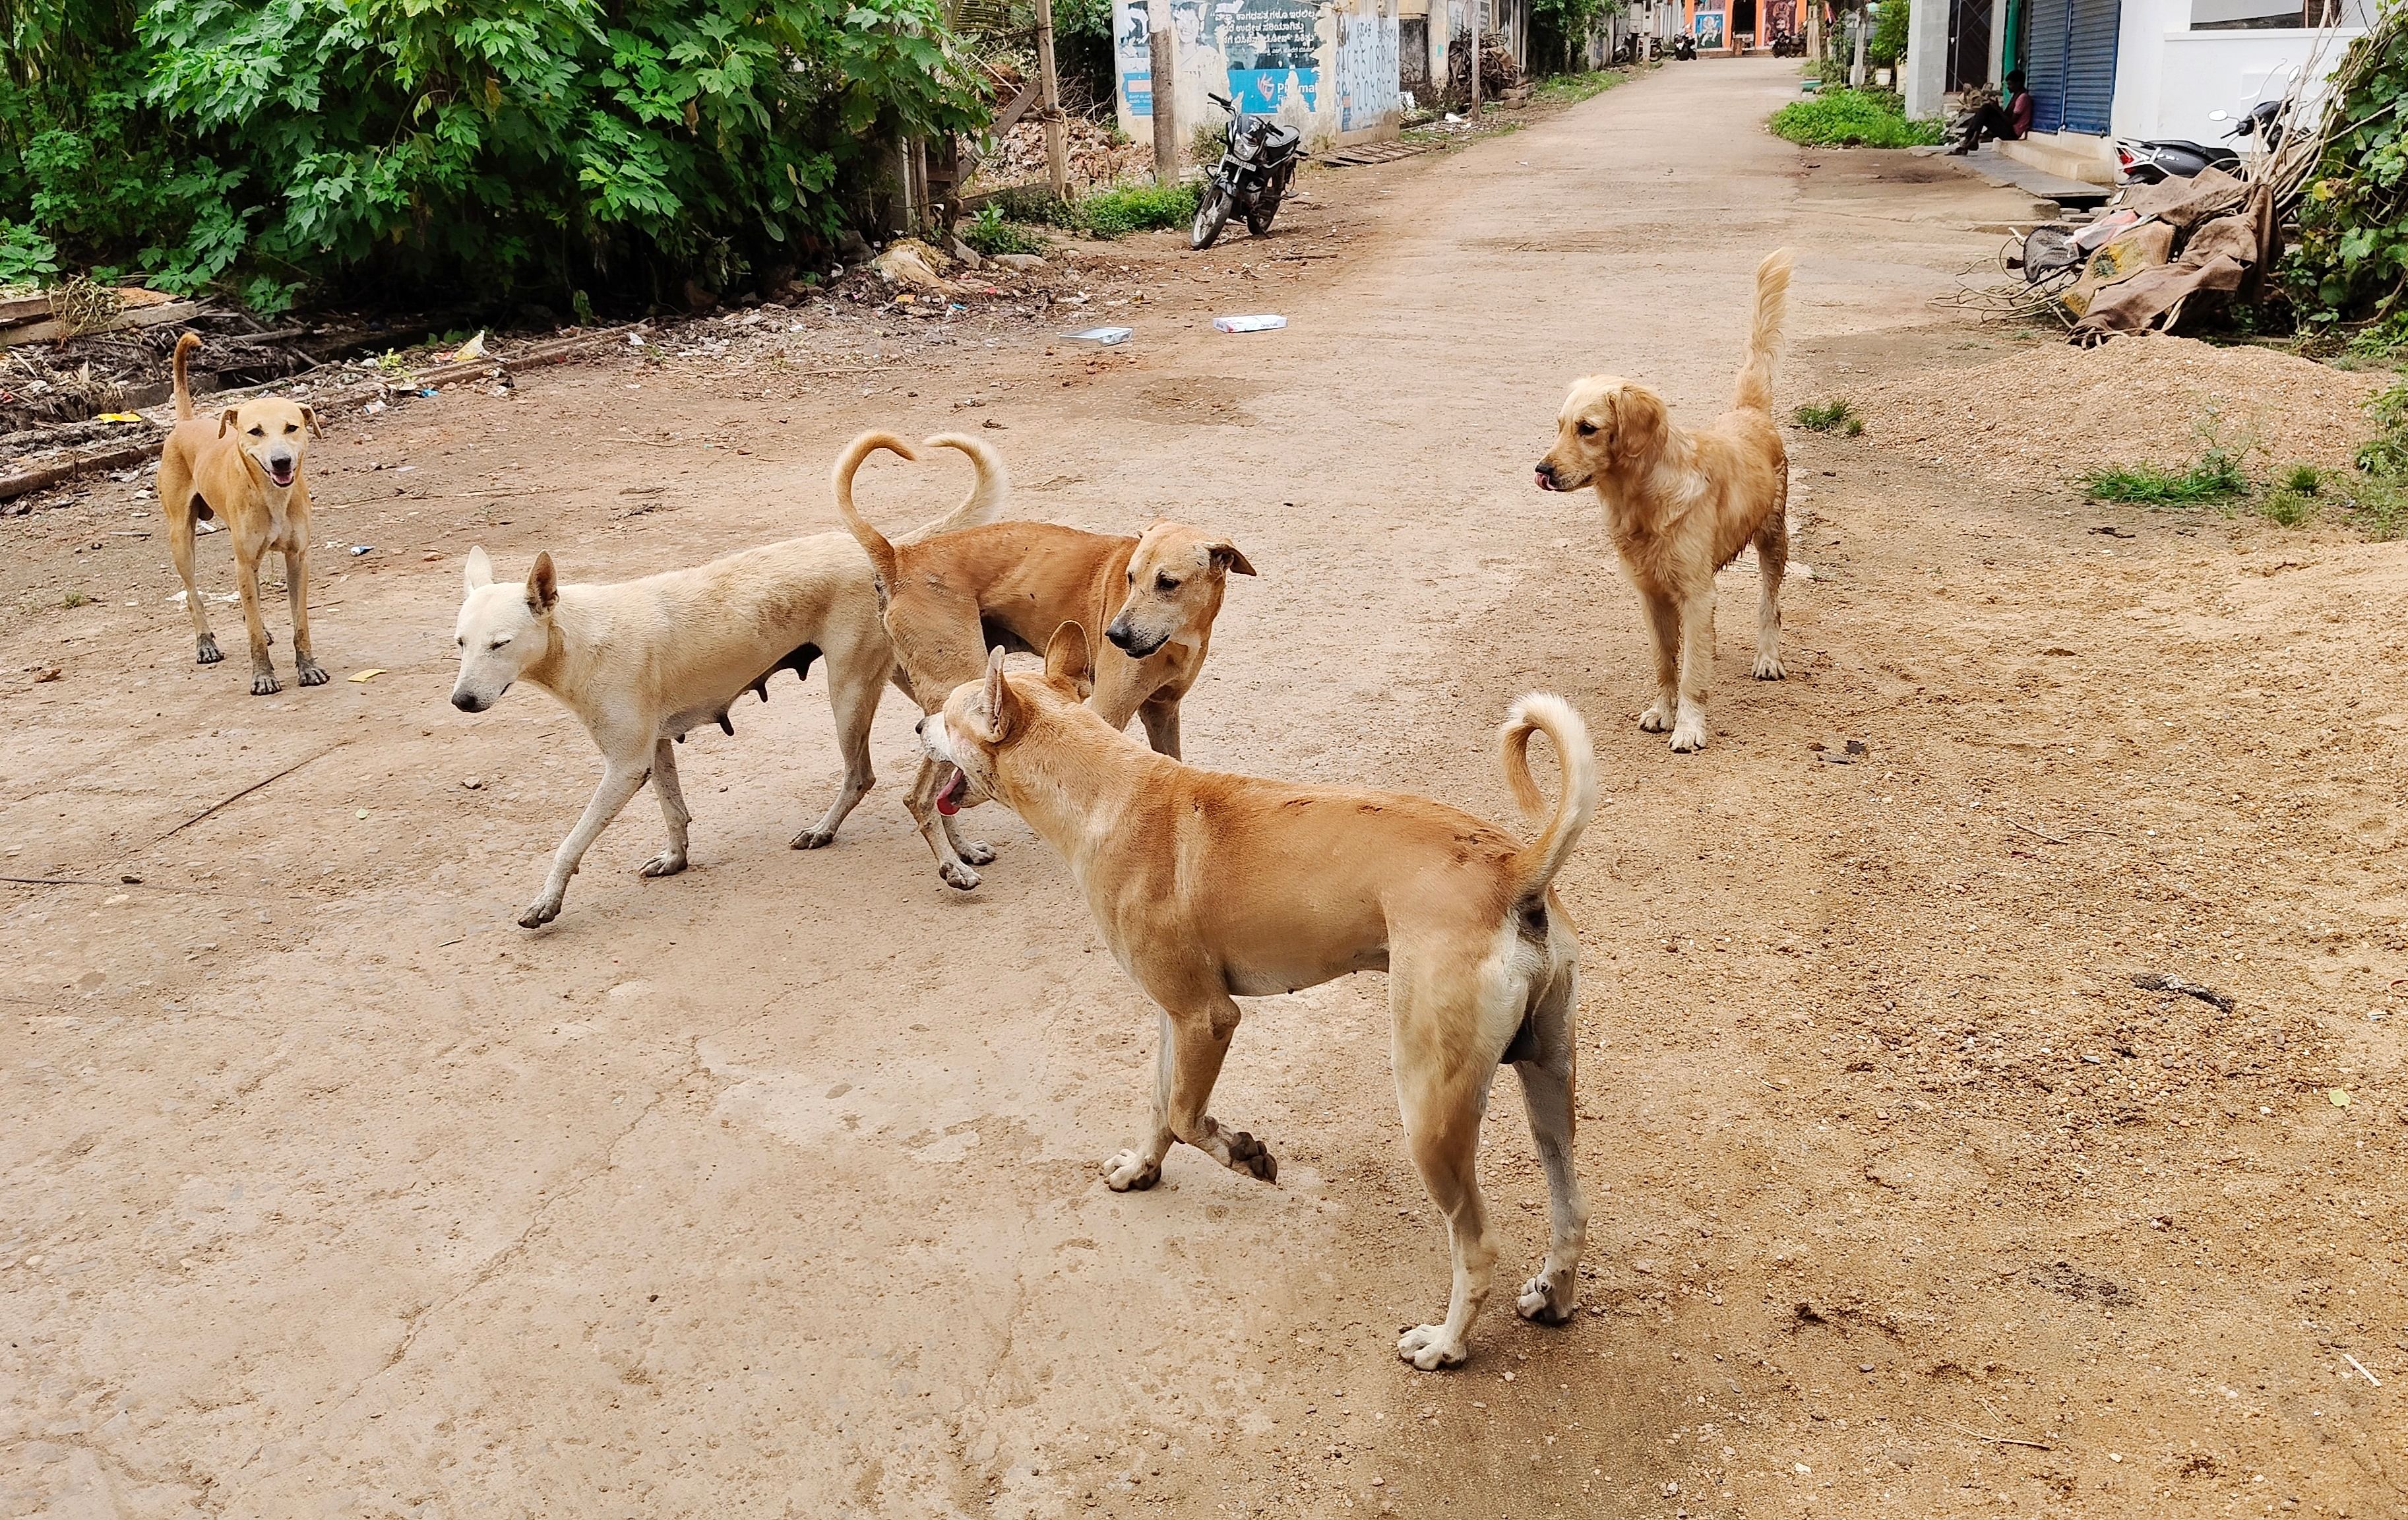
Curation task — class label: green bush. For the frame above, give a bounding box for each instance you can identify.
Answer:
[1,0,984,311]
[961,203,1044,255]
[2285,8,2408,344]
[1073,180,1197,238]
[1768,88,1944,148]
[1865,0,1909,69]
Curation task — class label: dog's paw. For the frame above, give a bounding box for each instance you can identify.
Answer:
[195,635,223,665]
[1396,1323,1469,1371]
[296,658,330,687]
[939,859,982,892]
[1637,703,1675,734]
[1103,1149,1162,1191]
[791,826,836,850]
[516,896,563,929]
[640,850,687,879]
[1668,720,1709,754]
[1516,1271,1578,1325]
[1752,652,1787,681]
[956,839,996,866]
[1221,1128,1278,1183]
[250,668,282,696]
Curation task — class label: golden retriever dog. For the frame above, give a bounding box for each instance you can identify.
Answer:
[1535,248,1793,753]
[920,625,1596,1370]
[834,431,1254,891]
[158,332,328,695]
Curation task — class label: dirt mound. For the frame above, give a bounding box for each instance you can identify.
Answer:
[1851,334,2385,482]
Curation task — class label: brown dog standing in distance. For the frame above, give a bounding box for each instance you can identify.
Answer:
[834,431,1254,890]
[921,625,1596,1370]
[158,332,328,695]
[1535,248,1793,753]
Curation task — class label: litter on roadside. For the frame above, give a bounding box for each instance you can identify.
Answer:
[349,668,386,683]
[96,412,143,424]
[1213,314,1288,333]
[350,544,374,555]
[450,331,487,362]
[1066,326,1133,346]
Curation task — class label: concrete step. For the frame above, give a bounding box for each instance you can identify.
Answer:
[1953,142,2115,210]
[2000,132,2116,186]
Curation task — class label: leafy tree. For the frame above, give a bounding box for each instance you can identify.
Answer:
[0,0,985,311]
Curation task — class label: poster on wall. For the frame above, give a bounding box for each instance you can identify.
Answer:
[1693,8,1727,46]
[1113,0,1325,118]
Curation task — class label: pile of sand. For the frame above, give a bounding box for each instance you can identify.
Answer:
[1849,334,2386,482]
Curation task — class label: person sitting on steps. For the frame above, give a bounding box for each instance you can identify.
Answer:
[1950,71,2032,155]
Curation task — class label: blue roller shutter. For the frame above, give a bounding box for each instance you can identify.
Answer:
[2024,0,2118,135]
[2061,0,2120,134]
[2027,0,2069,133]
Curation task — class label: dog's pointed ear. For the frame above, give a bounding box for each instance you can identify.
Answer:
[975,645,1020,742]
[464,546,494,592]
[217,407,240,438]
[299,404,324,439]
[1208,541,1256,577]
[526,551,558,612]
[1043,620,1090,685]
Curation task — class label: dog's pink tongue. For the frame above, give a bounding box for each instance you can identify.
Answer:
[1533,470,1553,491]
[935,773,964,815]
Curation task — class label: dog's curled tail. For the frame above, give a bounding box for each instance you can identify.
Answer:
[171,332,202,421]
[832,429,919,585]
[902,431,1011,544]
[1499,692,1597,902]
[1731,247,1792,415]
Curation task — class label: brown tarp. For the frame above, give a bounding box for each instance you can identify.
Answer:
[2068,181,2281,344]
[2116,165,2248,228]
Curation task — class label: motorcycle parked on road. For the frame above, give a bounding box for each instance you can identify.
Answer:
[1190,92,1304,251]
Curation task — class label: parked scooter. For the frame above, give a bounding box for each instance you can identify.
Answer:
[1671,33,1698,60]
[1190,91,1303,251]
[2113,98,2285,185]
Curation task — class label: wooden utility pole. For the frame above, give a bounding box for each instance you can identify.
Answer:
[1150,25,1179,185]
[1033,0,1071,201]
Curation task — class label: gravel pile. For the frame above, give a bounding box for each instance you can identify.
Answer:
[1850,334,2387,481]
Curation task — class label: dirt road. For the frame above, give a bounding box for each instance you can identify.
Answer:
[5,59,2401,1519]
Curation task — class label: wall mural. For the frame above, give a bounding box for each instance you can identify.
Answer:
[1115,0,1398,142]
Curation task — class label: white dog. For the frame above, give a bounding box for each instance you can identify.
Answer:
[449,435,1005,926]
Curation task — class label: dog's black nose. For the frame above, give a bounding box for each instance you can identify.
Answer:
[912,716,925,735]
[451,692,482,712]
[1103,620,1134,651]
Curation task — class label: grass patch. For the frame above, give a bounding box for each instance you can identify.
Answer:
[1533,69,1628,106]
[1072,181,1198,239]
[2081,455,2248,505]
[1768,88,1946,148]
[61,590,92,608]
[960,205,1045,257]
[1792,398,1865,435]
[2260,464,2321,526]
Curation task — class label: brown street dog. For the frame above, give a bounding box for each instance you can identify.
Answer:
[158,331,328,694]
[834,431,1254,891]
[1535,248,1794,753]
[921,625,1597,1370]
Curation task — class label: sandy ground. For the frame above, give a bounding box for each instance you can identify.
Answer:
[4,59,2404,1520]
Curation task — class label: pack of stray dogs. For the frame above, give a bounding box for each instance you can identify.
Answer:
[158,250,1796,1370]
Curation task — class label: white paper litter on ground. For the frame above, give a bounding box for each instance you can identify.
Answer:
[1066,327,1133,345]
[1212,315,1287,333]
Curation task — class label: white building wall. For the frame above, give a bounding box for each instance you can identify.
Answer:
[2110,0,2367,148]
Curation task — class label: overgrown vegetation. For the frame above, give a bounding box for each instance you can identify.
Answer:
[1530,0,1615,78]
[960,204,1045,256]
[1070,181,1197,238]
[2078,391,2408,540]
[2285,3,2408,348]
[1532,69,1630,106]
[992,178,1196,239]
[2082,453,2249,505]
[1865,0,1909,69]
[0,0,984,313]
[1793,398,1865,435]
[1768,88,1944,148]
